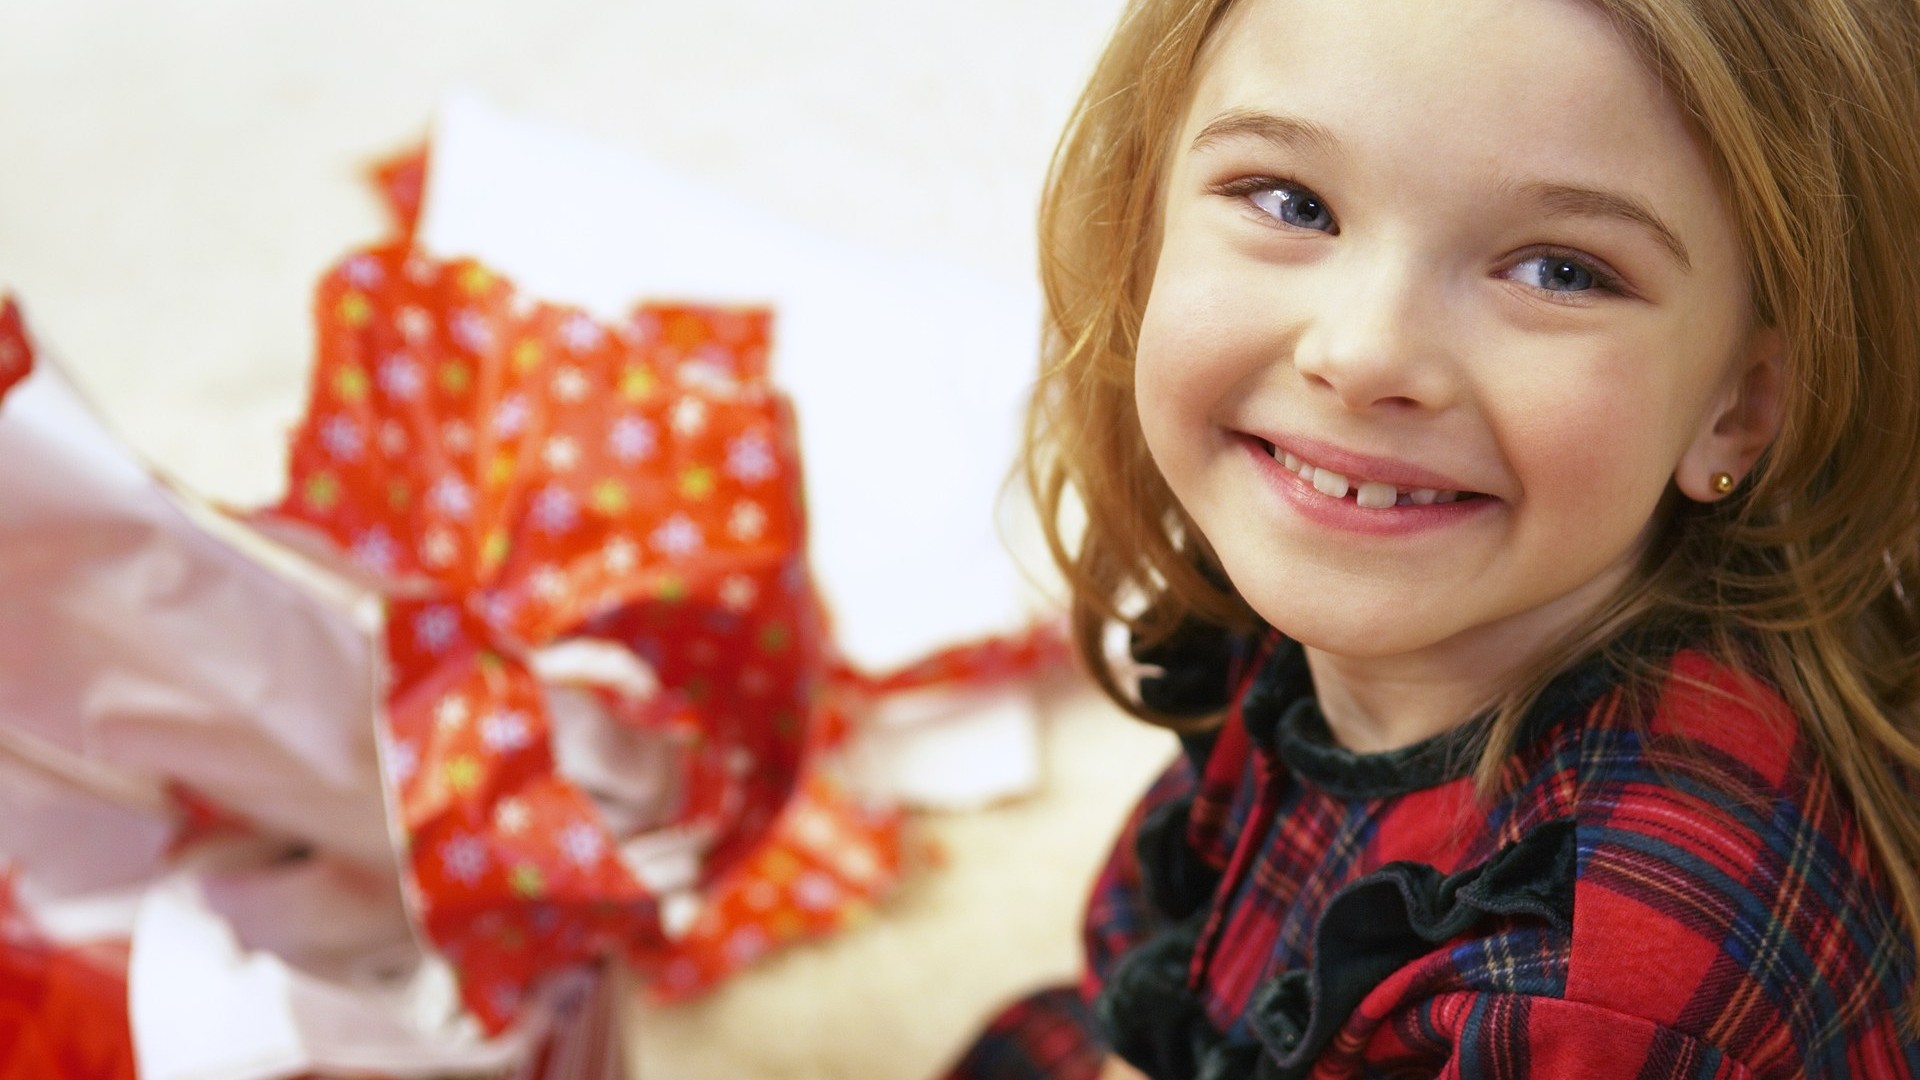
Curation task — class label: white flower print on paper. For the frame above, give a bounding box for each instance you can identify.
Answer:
[352,526,399,574]
[427,475,475,520]
[421,528,458,569]
[679,348,734,392]
[450,309,494,353]
[397,305,434,344]
[482,590,518,631]
[434,702,470,737]
[609,416,657,463]
[725,927,769,966]
[559,821,605,868]
[493,393,530,438]
[320,415,364,461]
[794,871,841,912]
[531,486,579,535]
[440,834,490,885]
[551,365,590,403]
[434,694,470,732]
[603,536,640,575]
[379,354,423,400]
[529,564,567,603]
[342,255,384,287]
[670,397,707,438]
[480,709,533,753]
[541,435,580,473]
[382,736,419,785]
[494,798,531,835]
[719,575,758,612]
[443,419,475,456]
[414,605,461,654]
[560,314,604,353]
[725,433,777,485]
[728,501,768,542]
[651,514,704,559]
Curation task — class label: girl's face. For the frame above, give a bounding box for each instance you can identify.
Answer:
[1137,0,1779,713]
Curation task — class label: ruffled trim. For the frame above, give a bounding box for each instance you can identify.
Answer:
[1096,820,1578,1080]
[1136,789,1219,922]
[1094,909,1218,1080]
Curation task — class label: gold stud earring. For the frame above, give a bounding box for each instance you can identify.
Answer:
[1711,471,1736,495]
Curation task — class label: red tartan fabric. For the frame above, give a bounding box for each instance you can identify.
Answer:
[954,636,1919,1079]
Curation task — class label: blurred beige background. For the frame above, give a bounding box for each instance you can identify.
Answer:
[0,2,1177,1076]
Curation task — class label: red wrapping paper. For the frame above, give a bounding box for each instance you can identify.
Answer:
[0,871,135,1080]
[272,241,828,1028]
[0,296,33,404]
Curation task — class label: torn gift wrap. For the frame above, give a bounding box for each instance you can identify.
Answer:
[0,301,138,1080]
[0,291,387,908]
[267,242,832,1029]
[0,296,583,1077]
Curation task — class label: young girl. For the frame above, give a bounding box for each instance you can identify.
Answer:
[943,0,1920,1076]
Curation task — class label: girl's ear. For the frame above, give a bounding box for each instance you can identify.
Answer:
[1675,326,1786,503]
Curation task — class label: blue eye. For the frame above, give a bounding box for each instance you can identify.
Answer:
[1511,253,1612,294]
[1248,182,1335,232]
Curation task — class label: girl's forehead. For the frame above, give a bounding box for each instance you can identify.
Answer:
[1183,0,1703,188]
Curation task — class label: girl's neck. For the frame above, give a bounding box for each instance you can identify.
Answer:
[1303,646,1506,753]
[1297,552,1638,753]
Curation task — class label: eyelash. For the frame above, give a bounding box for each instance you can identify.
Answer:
[1206,174,1630,300]
[1212,174,1336,234]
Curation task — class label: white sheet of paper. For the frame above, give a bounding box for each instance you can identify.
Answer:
[0,351,391,882]
[417,95,1044,673]
[845,684,1043,811]
[129,857,531,1080]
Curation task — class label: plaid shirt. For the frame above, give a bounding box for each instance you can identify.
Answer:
[944,637,1919,1079]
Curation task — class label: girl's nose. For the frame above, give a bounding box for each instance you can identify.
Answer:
[1289,253,1454,413]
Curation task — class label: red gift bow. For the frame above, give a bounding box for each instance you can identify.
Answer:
[274,243,825,1029]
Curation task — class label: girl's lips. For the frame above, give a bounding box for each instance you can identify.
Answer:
[1252,432,1483,496]
[1238,435,1498,536]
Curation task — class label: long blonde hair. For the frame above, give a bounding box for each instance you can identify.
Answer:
[1028,0,1920,1022]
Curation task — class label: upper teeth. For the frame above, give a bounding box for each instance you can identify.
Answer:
[1278,448,1461,508]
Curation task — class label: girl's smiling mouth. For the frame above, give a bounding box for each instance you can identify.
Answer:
[1237,433,1496,527]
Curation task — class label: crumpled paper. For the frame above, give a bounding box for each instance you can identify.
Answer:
[0,295,605,1077]
[264,239,848,1027]
[0,107,1075,1071]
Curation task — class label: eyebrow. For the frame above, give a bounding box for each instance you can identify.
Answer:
[1189,108,1342,160]
[1512,180,1693,271]
[1189,108,1694,272]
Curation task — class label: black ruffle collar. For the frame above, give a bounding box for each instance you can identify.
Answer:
[1240,636,1622,801]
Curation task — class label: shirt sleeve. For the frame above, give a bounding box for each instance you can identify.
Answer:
[1416,993,1758,1080]
[1079,754,1200,1004]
